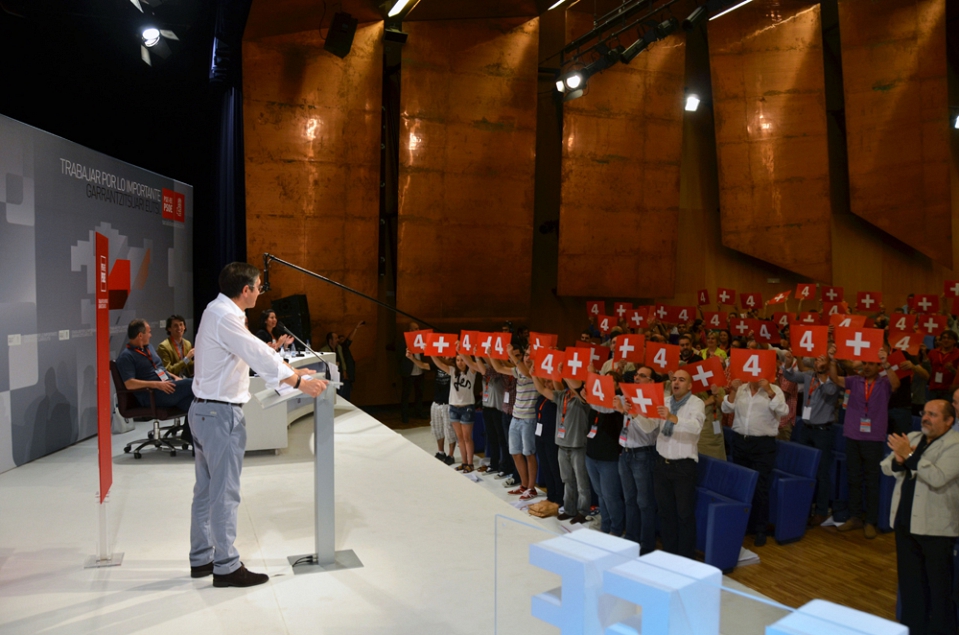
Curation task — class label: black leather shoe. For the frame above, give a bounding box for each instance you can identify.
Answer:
[190,562,214,578]
[212,565,269,588]
[754,532,767,547]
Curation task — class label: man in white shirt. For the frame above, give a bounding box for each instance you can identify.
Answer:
[189,263,329,587]
[720,377,788,546]
[651,369,705,559]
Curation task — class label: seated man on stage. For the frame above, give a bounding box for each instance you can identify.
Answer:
[117,318,195,443]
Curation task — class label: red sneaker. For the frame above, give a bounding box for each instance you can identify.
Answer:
[508,486,526,495]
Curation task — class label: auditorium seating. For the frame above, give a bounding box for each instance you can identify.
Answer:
[769,441,821,543]
[695,454,758,572]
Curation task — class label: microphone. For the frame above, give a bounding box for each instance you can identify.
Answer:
[261,254,272,292]
[276,323,332,381]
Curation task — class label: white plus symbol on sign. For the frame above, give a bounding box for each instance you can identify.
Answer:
[924,317,938,332]
[846,332,871,356]
[631,392,653,414]
[692,367,713,386]
[616,305,627,318]
[861,294,874,308]
[567,352,583,374]
[918,297,932,311]
[589,348,601,364]
[631,313,641,326]
[951,282,959,296]
[826,288,838,301]
[656,306,668,319]
[803,315,815,323]
[719,290,729,302]
[435,338,450,353]
[735,321,749,334]
[618,339,635,359]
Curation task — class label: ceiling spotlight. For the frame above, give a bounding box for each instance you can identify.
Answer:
[685,94,701,111]
[621,38,649,64]
[710,0,754,21]
[555,79,566,93]
[565,72,583,90]
[682,5,708,30]
[142,27,161,47]
[548,0,566,9]
[954,115,959,130]
[388,0,413,17]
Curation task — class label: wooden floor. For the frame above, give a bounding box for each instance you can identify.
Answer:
[728,525,897,619]
[371,404,899,619]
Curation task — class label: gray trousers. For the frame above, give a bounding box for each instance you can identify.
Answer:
[558,446,590,516]
[189,400,246,575]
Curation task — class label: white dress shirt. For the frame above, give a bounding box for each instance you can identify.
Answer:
[192,293,294,403]
[652,395,705,461]
[720,383,788,437]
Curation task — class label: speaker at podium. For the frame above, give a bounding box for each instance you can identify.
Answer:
[271,294,312,347]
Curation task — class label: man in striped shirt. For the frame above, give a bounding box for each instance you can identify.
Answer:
[489,343,539,498]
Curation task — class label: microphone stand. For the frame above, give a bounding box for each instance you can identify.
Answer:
[279,325,333,381]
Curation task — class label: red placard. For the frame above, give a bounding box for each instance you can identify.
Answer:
[741,292,763,311]
[886,350,913,380]
[856,291,882,312]
[753,320,779,344]
[674,306,696,324]
[532,348,565,381]
[652,304,671,322]
[613,302,633,321]
[489,332,512,360]
[822,301,845,317]
[918,314,948,336]
[795,283,816,301]
[529,332,557,352]
[459,330,480,355]
[474,332,495,357]
[425,332,456,357]
[717,287,737,306]
[620,382,665,417]
[889,314,916,332]
[889,329,924,356]
[834,326,883,362]
[945,280,959,299]
[584,372,616,409]
[685,356,727,392]
[645,342,680,374]
[767,290,791,305]
[729,316,752,337]
[791,324,829,357]
[596,314,616,334]
[173,191,186,223]
[575,342,610,372]
[703,311,728,330]
[829,313,867,328]
[627,307,649,329]
[697,289,710,306]
[562,346,589,380]
[162,188,175,221]
[822,286,844,302]
[729,349,777,382]
[96,233,112,503]
[772,312,793,329]
[587,301,606,318]
[613,334,645,363]
[797,312,820,325]
[952,298,959,316]
[914,294,939,314]
[404,329,433,354]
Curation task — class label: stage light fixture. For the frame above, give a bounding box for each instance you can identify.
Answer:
[682,5,708,30]
[142,27,160,47]
[555,79,566,93]
[548,0,567,9]
[685,94,701,111]
[710,0,754,21]
[565,72,583,90]
[954,115,959,129]
[388,0,413,17]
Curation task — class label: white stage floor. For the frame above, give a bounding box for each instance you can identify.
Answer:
[0,401,783,635]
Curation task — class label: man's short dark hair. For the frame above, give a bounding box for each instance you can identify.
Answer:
[165,314,185,334]
[942,330,958,342]
[219,262,260,299]
[127,318,148,340]
[325,332,335,345]
[678,333,692,343]
[941,400,956,423]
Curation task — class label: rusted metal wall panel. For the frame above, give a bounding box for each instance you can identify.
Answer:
[557,13,685,298]
[709,0,833,282]
[838,0,951,268]
[398,18,539,322]
[244,25,382,376]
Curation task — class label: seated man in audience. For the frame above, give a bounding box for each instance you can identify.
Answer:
[157,314,194,378]
[116,318,195,442]
[882,398,959,635]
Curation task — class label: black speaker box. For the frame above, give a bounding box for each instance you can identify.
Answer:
[324,12,358,59]
[271,294,312,347]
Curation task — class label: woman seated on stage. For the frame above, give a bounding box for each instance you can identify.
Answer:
[255,308,293,351]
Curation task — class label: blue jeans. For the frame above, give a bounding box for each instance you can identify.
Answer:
[586,456,625,535]
[619,447,657,554]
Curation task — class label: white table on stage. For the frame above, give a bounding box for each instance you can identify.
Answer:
[243,351,336,452]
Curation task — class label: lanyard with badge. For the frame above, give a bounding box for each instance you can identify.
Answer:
[802,375,822,422]
[587,411,599,439]
[557,391,570,439]
[128,345,172,382]
[860,378,875,434]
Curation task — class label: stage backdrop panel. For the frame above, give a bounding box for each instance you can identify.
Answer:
[0,114,193,475]
[709,0,833,282]
[397,18,539,323]
[557,11,685,299]
[243,24,382,385]
[837,0,951,268]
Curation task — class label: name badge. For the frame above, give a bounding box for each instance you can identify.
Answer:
[156,369,171,382]
[712,418,721,435]
[504,393,510,404]
[619,430,628,446]
[802,405,812,422]
[557,423,566,439]
[860,417,871,434]
[535,422,543,437]
[587,424,598,439]
[935,372,944,384]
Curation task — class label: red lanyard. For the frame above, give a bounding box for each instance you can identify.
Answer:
[128,345,158,370]
[863,379,876,415]
[808,376,822,400]
[173,339,184,360]
[562,392,570,418]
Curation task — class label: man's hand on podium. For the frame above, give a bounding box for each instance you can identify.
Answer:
[298,375,329,398]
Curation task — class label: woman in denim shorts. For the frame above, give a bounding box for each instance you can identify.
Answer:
[432,351,482,472]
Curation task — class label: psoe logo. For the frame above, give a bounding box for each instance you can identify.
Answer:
[162,188,186,223]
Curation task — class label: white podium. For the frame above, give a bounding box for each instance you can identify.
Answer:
[253,379,363,574]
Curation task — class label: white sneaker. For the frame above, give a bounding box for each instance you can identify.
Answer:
[494,471,509,479]
[502,477,517,487]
